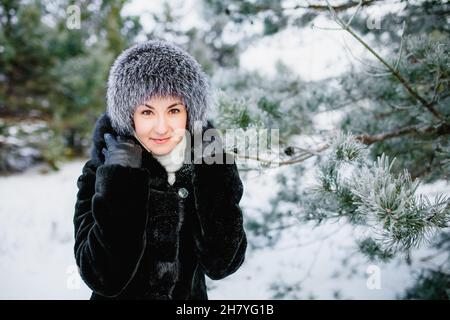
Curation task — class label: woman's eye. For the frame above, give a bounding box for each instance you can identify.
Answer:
[170,108,180,114]
[142,110,153,115]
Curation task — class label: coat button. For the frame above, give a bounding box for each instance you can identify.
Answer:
[178,187,189,199]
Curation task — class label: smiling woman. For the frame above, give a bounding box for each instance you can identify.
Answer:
[133,95,188,156]
[73,39,247,300]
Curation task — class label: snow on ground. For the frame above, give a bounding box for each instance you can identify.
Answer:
[0,160,90,299]
[1,158,447,299]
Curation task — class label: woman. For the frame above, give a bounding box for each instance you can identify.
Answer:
[73,39,247,300]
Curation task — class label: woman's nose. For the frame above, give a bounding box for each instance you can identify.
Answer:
[154,115,169,135]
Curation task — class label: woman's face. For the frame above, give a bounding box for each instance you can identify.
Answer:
[133,95,188,156]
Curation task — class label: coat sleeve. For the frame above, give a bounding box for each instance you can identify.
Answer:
[192,154,247,280]
[73,160,151,297]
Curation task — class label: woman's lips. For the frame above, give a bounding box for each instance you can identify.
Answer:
[151,137,170,144]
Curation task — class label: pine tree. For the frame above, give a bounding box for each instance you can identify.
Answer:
[0,0,142,171]
[201,0,450,298]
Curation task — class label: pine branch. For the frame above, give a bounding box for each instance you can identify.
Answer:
[225,0,378,18]
[234,143,330,166]
[283,0,376,12]
[356,123,450,145]
[298,136,450,254]
[234,122,448,168]
[324,0,445,121]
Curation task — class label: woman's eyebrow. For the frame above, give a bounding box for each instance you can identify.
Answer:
[144,102,182,109]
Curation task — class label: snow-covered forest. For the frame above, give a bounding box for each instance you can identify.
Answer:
[0,0,449,299]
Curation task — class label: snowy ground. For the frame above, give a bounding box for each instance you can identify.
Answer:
[1,158,447,299]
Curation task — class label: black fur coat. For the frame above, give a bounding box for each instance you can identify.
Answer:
[73,113,247,300]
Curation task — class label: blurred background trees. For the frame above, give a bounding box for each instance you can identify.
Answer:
[0,0,448,298]
[0,0,141,170]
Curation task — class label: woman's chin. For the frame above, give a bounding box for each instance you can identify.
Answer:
[148,144,174,156]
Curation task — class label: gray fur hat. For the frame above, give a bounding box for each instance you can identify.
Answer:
[106,39,211,136]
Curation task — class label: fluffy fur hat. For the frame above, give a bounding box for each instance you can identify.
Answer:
[106,39,211,136]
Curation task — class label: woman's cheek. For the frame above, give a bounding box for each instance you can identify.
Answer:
[136,118,155,135]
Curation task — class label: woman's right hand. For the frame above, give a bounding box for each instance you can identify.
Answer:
[102,133,143,168]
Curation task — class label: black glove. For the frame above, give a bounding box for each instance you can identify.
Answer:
[102,133,142,168]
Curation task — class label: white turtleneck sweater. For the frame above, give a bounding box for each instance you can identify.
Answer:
[134,131,187,185]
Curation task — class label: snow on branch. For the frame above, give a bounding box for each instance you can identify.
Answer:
[299,132,450,257]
